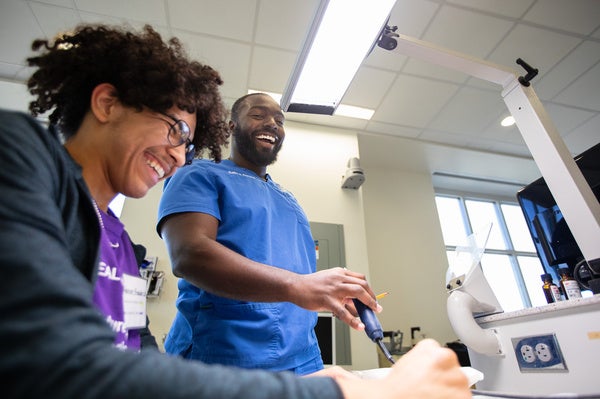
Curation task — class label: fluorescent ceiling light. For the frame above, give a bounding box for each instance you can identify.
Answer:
[281,0,397,115]
[501,116,515,127]
[248,89,374,120]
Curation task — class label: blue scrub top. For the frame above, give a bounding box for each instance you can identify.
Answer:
[158,159,322,373]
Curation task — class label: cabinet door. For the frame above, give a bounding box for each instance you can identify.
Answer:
[310,222,351,365]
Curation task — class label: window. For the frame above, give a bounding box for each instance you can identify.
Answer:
[435,194,547,311]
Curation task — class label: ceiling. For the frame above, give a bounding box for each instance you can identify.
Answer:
[1,0,599,198]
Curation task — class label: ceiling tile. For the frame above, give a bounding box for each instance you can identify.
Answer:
[429,86,505,135]
[363,46,408,72]
[561,114,600,155]
[446,0,534,19]
[75,0,166,26]
[488,24,581,80]
[343,67,398,109]
[248,46,297,93]
[374,75,459,127]
[254,0,319,51]
[554,62,600,111]
[523,0,600,35]
[480,114,540,151]
[535,40,600,101]
[172,30,252,98]
[29,3,81,39]
[422,5,514,58]
[0,63,24,80]
[419,129,472,147]
[480,113,519,142]
[167,0,256,41]
[365,121,421,139]
[35,0,77,6]
[543,103,596,135]
[388,0,440,38]
[0,1,45,65]
[78,11,130,26]
[485,141,531,158]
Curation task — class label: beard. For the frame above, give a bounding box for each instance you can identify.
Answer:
[233,126,283,167]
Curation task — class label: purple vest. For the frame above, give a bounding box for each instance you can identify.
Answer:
[92,207,141,351]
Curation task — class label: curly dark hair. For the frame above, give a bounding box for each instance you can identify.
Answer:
[26,24,230,161]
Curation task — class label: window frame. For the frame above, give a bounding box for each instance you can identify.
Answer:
[435,191,543,310]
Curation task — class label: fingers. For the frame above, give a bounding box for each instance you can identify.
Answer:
[296,267,381,327]
[397,339,469,388]
[339,268,380,314]
[332,302,365,331]
[389,339,469,395]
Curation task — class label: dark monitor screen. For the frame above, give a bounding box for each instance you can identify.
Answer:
[516,143,600,276]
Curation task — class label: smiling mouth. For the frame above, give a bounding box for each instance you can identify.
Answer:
[146,158,165,178]
[256,133,277,144]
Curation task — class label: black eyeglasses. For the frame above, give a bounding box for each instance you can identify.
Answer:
[153,112,195,165]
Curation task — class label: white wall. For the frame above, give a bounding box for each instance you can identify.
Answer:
[362,166,457,346]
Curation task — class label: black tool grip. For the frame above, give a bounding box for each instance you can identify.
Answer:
[353,299,384,342]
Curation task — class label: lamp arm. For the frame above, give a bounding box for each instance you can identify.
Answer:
[383,33,600,271]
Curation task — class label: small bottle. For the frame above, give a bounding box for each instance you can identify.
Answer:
[541,273,562,304]
[558,268,582,300]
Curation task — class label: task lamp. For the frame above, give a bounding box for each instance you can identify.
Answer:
[280,0,397,115]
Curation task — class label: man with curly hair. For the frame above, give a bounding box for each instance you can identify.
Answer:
[25,23,230,354]
[0,23,470,399]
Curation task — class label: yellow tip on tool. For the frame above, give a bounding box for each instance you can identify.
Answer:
[376,292,389,300]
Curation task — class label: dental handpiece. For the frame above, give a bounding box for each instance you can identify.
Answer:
[352,298,395,365]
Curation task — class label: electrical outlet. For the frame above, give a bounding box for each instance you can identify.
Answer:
[535,342,553,362]
[520,344,536,363]
[511,334,567,372]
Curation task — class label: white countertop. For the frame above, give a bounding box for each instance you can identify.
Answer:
[475,294,600,325]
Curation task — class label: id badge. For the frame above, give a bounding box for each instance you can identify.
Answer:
[122,273,147,330]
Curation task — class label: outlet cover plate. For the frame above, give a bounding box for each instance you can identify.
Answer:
[511,333,567,373]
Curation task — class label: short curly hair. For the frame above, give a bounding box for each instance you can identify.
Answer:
[26,24,230,161]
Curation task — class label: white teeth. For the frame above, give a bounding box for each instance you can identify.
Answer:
[256,134,276,143]
[147,159,165,178]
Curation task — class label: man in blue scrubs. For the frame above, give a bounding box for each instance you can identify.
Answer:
[157,92,381,374]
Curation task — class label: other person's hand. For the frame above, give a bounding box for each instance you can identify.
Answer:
[304,366,360,382]
[337,339,471,399]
